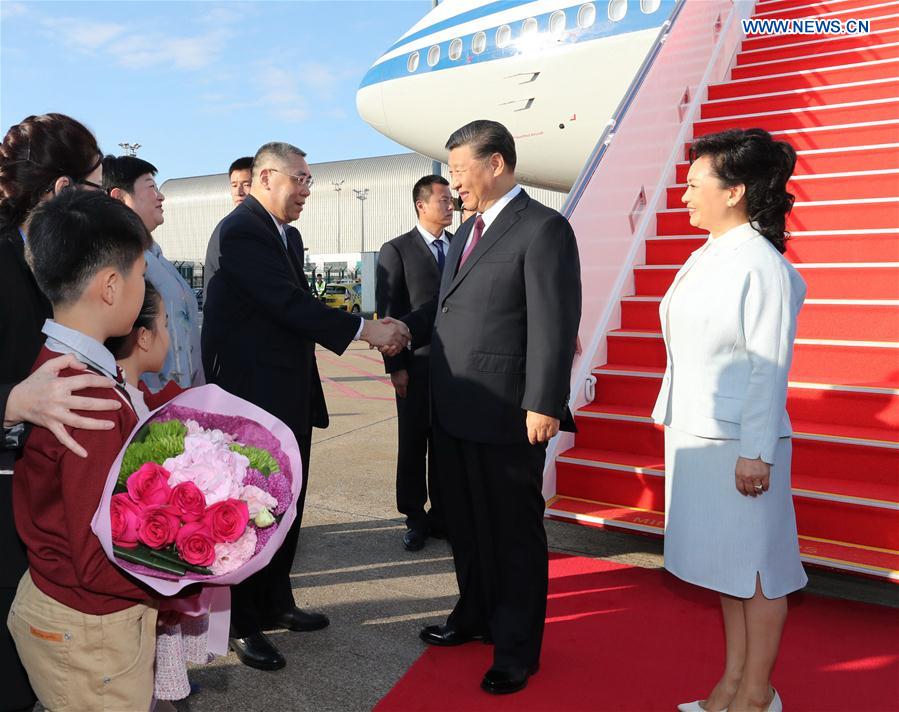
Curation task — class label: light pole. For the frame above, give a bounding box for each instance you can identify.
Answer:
[331,179,345,254]
[353,188,369,253]
[118,142,141,156]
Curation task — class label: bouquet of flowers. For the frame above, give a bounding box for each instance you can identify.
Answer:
[110,408,293,577]
[91,385,303,652]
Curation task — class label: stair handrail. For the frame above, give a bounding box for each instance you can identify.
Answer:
[544,0,757,500]
[560,0,689,221]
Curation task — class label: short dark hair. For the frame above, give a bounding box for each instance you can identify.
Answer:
[0,113,102,227]
[26,189,151,306]
[105,280,162,358]
[690,128,796,253]
[229,156,253,175]
[412,174,449,215]
[101,155,158,195]
[445,120,516,171]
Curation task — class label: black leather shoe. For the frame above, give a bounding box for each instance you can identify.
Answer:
[480,663,539,695]
[403,528,427,551]
[265,606,330,632]
[419,623,489,646]
[229,632,286,671]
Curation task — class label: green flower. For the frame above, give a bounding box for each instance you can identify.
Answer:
[229,444,280,476]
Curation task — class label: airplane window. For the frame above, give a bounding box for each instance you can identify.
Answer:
[577,3,596,28]
[549,10,566,36]
[608,0,627,21]
[522,17,538,37]
[449,38,463,60]
[407,51,419,72]
[472,30,487,54]
[427,44,440,66]
[641,0,661,11]
[496,24,512,48]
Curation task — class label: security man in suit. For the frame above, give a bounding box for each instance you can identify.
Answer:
[376,175,454,552]
[404,121,581,695]
[202,141,409,671]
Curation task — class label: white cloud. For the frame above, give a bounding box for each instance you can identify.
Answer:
[108,29,229,71]
[32,3,242,71]
[41,17,126,52]
[0,2,27,20]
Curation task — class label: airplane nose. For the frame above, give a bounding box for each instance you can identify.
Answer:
[356,75,386,131]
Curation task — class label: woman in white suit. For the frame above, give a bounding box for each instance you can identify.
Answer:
[652,129,806,712]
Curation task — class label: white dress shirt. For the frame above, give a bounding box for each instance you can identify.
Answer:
[462,184,522,252]
[415,224,450,263]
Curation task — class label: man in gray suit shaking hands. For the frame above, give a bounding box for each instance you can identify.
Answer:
[403,121,582,695]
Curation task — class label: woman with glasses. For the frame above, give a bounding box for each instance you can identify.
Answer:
[0,113,125,711]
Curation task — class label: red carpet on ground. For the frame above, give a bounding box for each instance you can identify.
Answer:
[375,553,899,711]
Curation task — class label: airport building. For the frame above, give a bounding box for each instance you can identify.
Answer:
[155,151,567,282]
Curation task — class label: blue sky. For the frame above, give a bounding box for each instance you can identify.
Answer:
[1,1,431,184]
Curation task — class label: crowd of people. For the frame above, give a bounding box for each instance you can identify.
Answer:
[0,111,804,712]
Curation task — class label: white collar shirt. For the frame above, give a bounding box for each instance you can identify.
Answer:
[415,224,450,263]
[464,184,522,251]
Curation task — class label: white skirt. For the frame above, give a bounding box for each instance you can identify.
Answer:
[663,426,807,598]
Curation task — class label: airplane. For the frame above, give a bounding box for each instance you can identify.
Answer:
[356,0,677,192]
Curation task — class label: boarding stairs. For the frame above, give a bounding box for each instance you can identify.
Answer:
[546,0,899,581]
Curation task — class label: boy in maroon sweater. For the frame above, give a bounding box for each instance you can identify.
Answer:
[7,189,158,711]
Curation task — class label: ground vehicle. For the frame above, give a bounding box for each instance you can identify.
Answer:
[323,282,362,313]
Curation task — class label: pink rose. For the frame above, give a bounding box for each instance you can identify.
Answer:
[203,499,249,543]
[138,504,181,549]
[111,493,141,549]
[175,521,216,567]
[126,462,172,506]
[169,482,206,522]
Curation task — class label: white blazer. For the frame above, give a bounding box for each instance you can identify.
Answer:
[651,223,806,464]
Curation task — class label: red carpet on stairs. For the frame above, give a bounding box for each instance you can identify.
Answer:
[375,554,899,712]
[547,0,899,581]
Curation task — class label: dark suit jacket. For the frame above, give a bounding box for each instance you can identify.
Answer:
[201,195,359,437]
[404,189,581,445]
[376,227,452,373]
[0,223,52,587]
[203,217,224,294]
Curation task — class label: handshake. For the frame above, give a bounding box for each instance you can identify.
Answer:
[360,317,411,357]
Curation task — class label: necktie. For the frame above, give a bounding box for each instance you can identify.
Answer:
[434,239,445,274]
[457,216,484,272]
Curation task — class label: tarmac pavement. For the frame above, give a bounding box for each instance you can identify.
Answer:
[170,342,897,712]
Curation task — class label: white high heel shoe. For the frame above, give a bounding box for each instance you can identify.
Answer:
[676,702,727,712]
[767,688,783,712]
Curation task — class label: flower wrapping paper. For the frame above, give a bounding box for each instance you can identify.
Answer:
[91,384,303,654]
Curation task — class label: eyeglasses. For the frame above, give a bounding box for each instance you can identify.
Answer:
[78,178,104,191]
[269,168,314,188]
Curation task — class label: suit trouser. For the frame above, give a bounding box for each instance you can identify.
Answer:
[432,422,548,670]
[395,357,443,532]
[230,431,312,637]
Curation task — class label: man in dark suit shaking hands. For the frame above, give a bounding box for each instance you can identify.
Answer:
[202,142,409,671]
[404,121,581,694]
[377,175,454,552]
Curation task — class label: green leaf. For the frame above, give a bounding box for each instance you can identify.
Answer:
[113,543,213,576]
